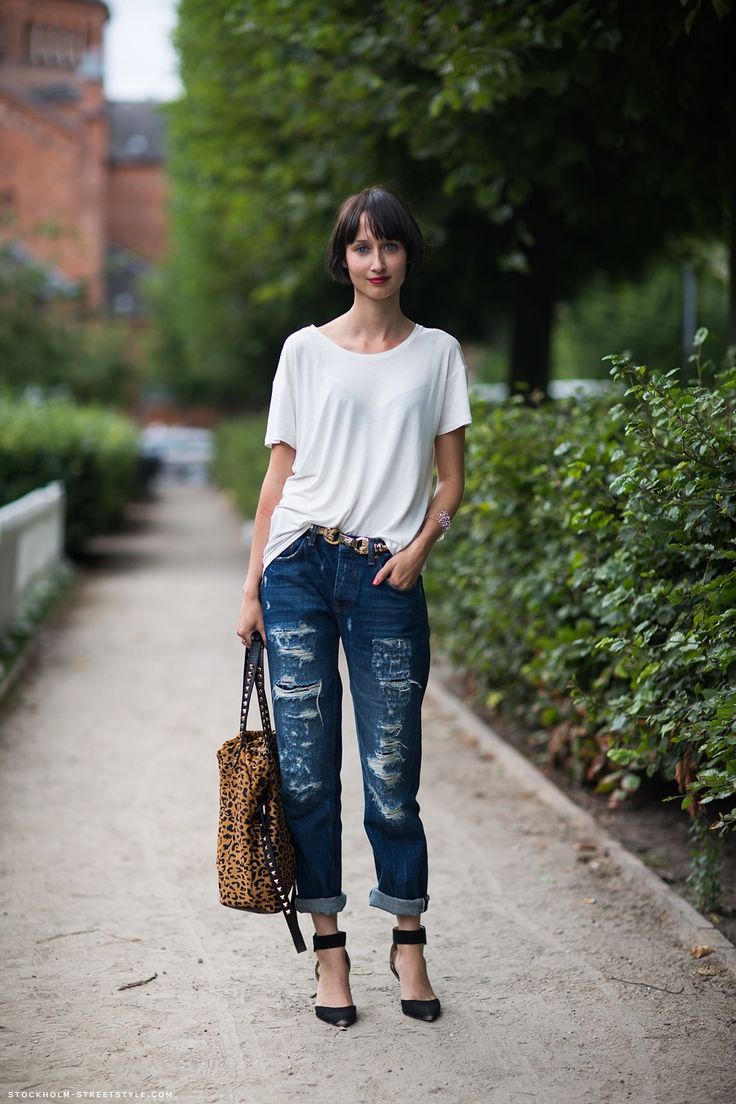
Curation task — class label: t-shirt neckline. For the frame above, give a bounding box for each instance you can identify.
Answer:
[309,323,422,358]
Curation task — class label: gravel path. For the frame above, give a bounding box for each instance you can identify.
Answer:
[1,481,735,1104]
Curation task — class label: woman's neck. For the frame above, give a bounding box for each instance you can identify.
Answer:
[337,294,413,346]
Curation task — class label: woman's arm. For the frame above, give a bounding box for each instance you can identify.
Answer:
[372,425,466,589]
[236,442,296,644]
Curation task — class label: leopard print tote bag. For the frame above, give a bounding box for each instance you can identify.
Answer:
[216,630,306,952]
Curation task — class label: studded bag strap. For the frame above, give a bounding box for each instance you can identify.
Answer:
[236,634,307,954]
[237,631,272,741]
[234,631,275,764]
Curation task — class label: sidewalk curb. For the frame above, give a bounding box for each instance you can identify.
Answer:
[427,657,736,979]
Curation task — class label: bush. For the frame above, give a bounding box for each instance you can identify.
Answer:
[0,247,142,407]
[211,413,269,519]
[0,394,140,554]
[0,560,75,688]
[426,337,736,834]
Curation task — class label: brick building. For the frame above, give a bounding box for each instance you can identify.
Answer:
[0,0,167,311]
[106,98,167,314]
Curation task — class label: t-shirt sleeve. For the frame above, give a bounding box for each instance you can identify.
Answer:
[264,339,297,449]
[436,339,472,436]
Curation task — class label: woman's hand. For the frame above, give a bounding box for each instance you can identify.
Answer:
[236,590,267,647]
[372,545,426,591]
[371,429,466,592]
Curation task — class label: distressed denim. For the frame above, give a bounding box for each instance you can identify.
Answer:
[260,524,431,917]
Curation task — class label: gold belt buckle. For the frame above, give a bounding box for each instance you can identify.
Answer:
[320,526,372,554]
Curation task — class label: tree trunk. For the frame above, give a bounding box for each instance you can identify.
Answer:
[509,262,556,400]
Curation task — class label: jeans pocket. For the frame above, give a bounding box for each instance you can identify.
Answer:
[386,574,421,593]
[274,531,309,562]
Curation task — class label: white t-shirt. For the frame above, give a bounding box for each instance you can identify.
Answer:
[261,323,472,572]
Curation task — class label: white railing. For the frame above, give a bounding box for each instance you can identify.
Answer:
[0,481,66,634]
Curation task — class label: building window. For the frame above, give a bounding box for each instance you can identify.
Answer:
[0,186,16,217]
[29,22,48,65]
[126,134,150,156]
[26,22,88,69]
[112,291,137,316]
[22,20,32,61]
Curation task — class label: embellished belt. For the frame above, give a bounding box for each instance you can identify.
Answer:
[313,525,389,555]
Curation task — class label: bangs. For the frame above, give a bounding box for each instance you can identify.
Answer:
[343,190,411,246]
[326,185,426,286]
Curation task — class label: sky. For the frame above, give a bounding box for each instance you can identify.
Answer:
[103,0,182,102]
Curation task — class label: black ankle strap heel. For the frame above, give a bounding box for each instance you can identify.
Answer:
[313,930,357,1028]
[313,931,347,951]
[390,925,442,1022]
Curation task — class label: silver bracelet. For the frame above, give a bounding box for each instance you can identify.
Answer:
[426,507,452,540]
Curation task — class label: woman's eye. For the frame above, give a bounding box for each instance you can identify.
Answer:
[383,242,399,252]
[355,245,369,253]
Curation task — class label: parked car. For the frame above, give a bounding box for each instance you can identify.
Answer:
[139,424,214,484]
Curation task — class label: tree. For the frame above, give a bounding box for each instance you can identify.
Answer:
[377,1,735,392]
[158,0,734,404]
[0,246,136,405]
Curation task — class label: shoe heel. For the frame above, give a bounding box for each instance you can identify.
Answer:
[389,925,441,1023]
[313,930,357,1028]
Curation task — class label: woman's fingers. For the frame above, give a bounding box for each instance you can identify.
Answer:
[236,594,265,645]
[373,558,415,588]
[236,621,255,645]
[372,556,395,586]
[235,622,268,647]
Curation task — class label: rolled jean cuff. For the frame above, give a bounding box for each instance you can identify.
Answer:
[295,892,347,915]
[369,888,429,916]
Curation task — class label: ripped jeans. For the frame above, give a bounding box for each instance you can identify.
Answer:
[260,524,431,917]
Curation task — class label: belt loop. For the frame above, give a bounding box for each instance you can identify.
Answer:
[368,537,376,565]
[307,524,318,546]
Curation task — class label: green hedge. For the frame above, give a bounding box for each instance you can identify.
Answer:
[211,412,269,520]
[0,395,140,554]
[0,560,75,688]
[211,354,736,837]
[427,339,736,833]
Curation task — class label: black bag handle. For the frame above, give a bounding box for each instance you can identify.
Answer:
[234,630,306,953]
[235,630,275,765]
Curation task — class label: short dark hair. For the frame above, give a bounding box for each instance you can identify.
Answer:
[326,185,425,286]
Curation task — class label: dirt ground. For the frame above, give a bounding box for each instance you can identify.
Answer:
[2,480,736,1104]
[463,703,736,947]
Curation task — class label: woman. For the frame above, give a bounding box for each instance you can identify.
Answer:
[236,185,471,1027]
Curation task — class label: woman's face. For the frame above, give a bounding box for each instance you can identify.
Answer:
[343,212,407,298]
